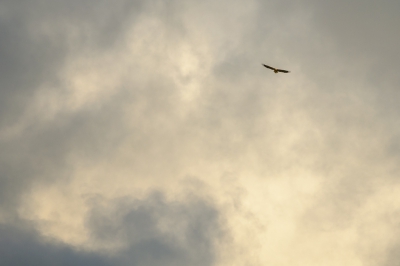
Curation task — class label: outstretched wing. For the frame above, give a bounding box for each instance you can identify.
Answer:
[277,69,290,73]
[262,64,276,71]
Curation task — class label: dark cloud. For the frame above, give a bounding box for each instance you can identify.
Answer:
[0,223,113,266]
[87,192,223,266]
[0,6,64,127]
[0,191,224,266]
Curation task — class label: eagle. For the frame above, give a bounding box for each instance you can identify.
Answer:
[262,64,290,73]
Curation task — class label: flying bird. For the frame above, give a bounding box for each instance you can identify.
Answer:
[262,64,290,73]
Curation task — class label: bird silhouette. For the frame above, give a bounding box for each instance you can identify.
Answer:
[262,64,290,73]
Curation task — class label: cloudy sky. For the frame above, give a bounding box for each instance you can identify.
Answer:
[1,0,400,265]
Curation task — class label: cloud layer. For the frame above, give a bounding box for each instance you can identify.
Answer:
[1,0,400,265]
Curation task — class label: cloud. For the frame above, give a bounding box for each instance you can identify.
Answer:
[0,223,112,266]
[86,192,223,266]
[1,0,400,266]
[0,192,225,265]
[0,191,223,266]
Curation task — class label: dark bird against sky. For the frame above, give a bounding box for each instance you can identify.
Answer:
[262,64,290,73]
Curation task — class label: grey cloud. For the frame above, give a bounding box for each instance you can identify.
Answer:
[0,0,145,124]
[304,0,400,116]
[0,223,113,266]
[1,0,400,265]
[307,0,400,65]
[0,0,299,201]
[86,192,223,266]
[0,88,129,215]
[0,0,155,215]
[0,8,64,127]
[384,236,400,266]
[0,191,224,266]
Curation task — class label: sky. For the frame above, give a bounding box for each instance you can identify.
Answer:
[1,0,400,265]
